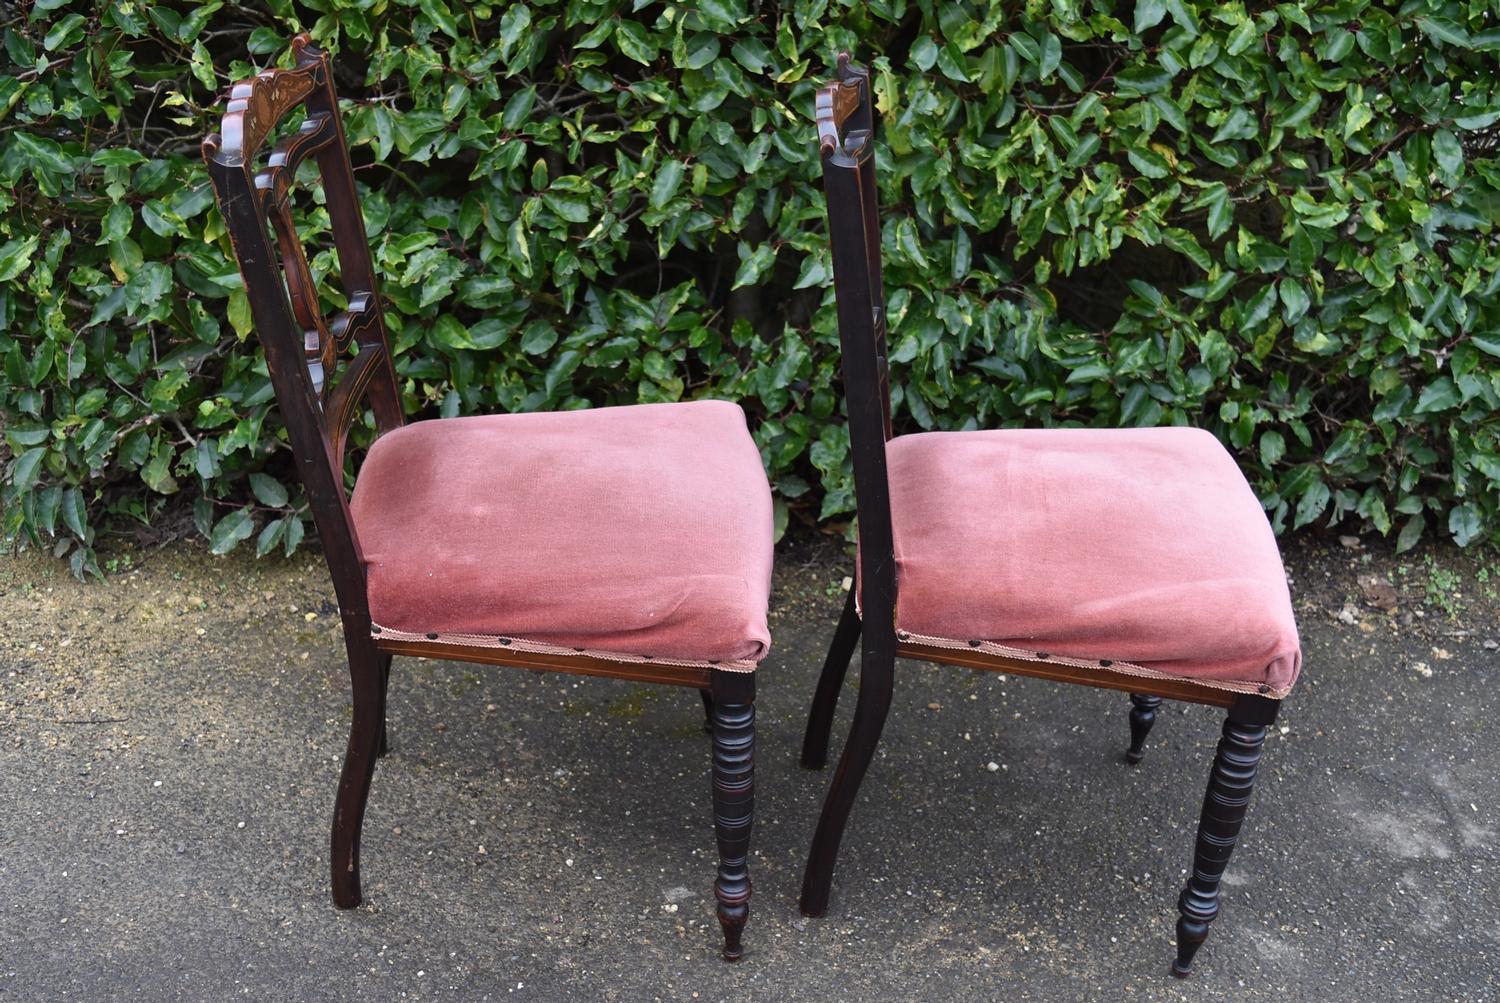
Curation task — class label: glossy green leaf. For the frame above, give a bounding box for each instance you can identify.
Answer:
[209,507,256,555]
[615,21,654,64]
[0,236,39,282]
[60,488,87,539]
[1395,513,1426,554]
[1432,130,1464,181]
[732,242,775,290]
[1415,378,1460,414]
[248,472,289,508]
[1450,505,1482,547]
[10,447,47,492]
[255,517,287,557]
[418,0,459,39]
[1134,0,1167,32]
[651,160,685,209]
[43,13,85,50]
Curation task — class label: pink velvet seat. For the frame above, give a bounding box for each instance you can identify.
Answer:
[350,400,774,670]
[879,427,1301,697]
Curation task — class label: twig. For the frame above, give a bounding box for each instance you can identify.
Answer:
[169,416,200,448]
[13,56,69,82]
[137,80,169,149]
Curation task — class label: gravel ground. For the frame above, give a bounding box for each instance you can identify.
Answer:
[1,533,1497,1001]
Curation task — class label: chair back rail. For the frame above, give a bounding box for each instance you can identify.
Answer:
[202,34,403,619]
[816,55,897,634]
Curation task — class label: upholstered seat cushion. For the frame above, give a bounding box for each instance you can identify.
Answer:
[350,400,774,669]
[880,428,1301,696]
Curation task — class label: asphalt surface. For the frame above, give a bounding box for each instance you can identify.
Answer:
[1,536,1496,1001]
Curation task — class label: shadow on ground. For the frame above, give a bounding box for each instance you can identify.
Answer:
[1,532,1496,1001]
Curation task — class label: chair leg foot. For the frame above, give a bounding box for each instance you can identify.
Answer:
[1172,697,1276,976]
[1125,692,1162,764]
[799,637,895,917]
[710,671,754,961]
[331,640,386,910]
[1172,916,1211,978]
[802,586,861,769]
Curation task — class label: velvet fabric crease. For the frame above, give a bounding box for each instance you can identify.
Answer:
[870,427,1302,695]
[350,400,774,669]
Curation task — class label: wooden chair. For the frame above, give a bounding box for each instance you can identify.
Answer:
[799,55,1303,978]
[201,35,770,961]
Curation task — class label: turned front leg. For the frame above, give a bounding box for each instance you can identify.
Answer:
[1173,697,1277,976]
[709,670,754,961]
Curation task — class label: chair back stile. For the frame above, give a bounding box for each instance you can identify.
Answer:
[202,35,403,621]
[816,55,897,642]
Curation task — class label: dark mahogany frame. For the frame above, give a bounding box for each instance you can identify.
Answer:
[799,55,1286,978]
[202,35,753,961]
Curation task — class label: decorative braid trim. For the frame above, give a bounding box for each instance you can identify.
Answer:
[894,628,1291,700]
[369,623,759,673]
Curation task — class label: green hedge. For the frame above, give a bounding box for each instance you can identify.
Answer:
[3,0,1500,575]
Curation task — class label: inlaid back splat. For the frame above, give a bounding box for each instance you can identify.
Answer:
[202,34,402,534]
[256,112,341,395]
[204,33,404,656]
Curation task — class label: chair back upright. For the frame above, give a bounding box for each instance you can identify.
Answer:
[816,55,898,638]
[202,35,403,617]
